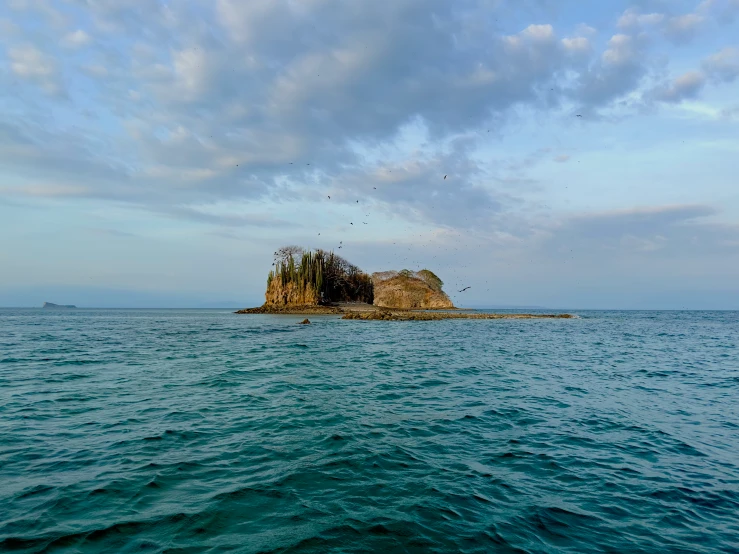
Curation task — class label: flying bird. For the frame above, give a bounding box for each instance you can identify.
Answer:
[576,115,582,117]
[328,196,330,199]
[444,175,447,179]
[458,286,471,292]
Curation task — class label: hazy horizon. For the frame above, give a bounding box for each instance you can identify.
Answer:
[1,1,738,309]
[2,285,737,311]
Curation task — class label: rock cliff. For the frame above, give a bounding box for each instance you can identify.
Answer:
[263,276,320,307]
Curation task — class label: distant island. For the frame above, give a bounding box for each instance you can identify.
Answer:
[236,246,573,320]
[43,302,77,309]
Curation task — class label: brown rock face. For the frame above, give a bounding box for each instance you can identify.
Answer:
[372,272,454,309]
[264,276,320,307]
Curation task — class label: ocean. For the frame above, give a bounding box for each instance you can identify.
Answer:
[1,309,737,553]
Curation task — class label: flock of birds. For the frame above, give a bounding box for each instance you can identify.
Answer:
[278,113,587,297]
[316,173,476,295]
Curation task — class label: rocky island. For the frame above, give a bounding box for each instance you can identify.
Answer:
[236,246,573,320]
[42,302,77,309]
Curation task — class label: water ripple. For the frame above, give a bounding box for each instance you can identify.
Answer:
[0,309,738,553]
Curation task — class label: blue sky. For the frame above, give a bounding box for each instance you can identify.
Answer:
[1,0,738,309]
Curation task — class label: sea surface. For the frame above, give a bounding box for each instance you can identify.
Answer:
[1,309,738,553]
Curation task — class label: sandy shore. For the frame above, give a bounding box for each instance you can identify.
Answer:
[236,303,573,320]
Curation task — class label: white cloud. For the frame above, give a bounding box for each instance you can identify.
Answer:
[7,44,63,94]
[602,34,638,66]
[0,0,730,233]
[656,70,707,103]
[703,47,739,82]
[171,47,210,99]
[575,23,597,36]
[617,6,711,44]
[664,13,705,43]
[61,29,91,48]
[8,44,55,78]
[617,9,665,30]
[562,36,591,54]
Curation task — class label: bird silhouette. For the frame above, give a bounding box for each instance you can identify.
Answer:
[444,175,447,179]
[458,286,471,292]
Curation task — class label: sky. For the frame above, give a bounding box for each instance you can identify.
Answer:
[1,0,738,309]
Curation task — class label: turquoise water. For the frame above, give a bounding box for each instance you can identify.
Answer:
[1,309,738,553]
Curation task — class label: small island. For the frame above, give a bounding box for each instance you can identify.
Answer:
[43,302,77,309]
[236,246,573,320]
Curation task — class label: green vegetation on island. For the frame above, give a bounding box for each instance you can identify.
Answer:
[263,246,373,307]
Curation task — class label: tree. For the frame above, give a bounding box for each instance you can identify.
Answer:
[273,245,304,266]
[269,247,373,305]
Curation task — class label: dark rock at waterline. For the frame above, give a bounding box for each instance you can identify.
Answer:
[298,319,311,325]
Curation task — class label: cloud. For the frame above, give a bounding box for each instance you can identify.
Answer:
[0,0,734,236]
[561,36,592,55]
[699,0,739,23]
[538,204,739,260]
[617,9,665,30]
[655,70,707,103]
[8,44,54,78]
[664,13,705,43]
[60,29,91,48]
[649,46,739,105]
[703,47,739,82]
[616,6,709,44]
[575,33,649,110]
[6,44,61,94]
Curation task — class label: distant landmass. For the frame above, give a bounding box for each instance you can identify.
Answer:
[42,302,77,309]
